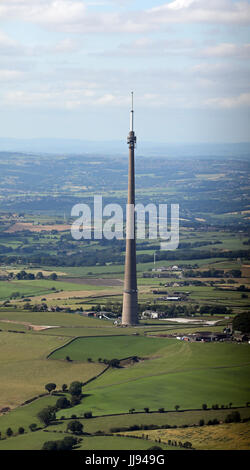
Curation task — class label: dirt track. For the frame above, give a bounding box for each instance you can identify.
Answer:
[0,319,59,331]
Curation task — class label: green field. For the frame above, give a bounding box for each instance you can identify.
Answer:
[0,430,171,451]
[0,395,59,433]
[0,331,105,409]
[50,408,250,435]
[50,335,171,362]
[0,279,107,300]
[50,337,250,417]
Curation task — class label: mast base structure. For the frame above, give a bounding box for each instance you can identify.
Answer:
[122,290,138,326]
[122,92,139,326]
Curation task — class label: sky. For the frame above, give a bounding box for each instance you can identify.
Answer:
[0,0,250,143]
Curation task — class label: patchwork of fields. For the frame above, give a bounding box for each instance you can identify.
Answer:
[0,224,249,450]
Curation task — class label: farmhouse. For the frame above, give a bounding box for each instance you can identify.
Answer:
[142,310,159,319]
[152,266,169,272]
[172,265,179,271]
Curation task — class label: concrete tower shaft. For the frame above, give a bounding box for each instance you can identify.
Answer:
[122,93,138,326]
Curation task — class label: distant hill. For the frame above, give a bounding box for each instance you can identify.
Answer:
[0,138,249,158]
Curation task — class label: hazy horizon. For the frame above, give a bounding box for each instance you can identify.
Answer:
[1,138,250,157]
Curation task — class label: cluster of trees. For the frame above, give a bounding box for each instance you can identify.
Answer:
[38,413,85,450]
[68,357,122,369]
[167,440,192,449]
[42,435,78,451]
[233,312,250,333]
[199,305,231,316]
[9,270,58,281]
[37,381,84,426]
[183,269,241,278]
[0,423,39,439]
[0,246,249,268]
[139,302,199,317]
[66,420,83,435]
[178,241,221,249]
[141,301,230,319]
[200,411,241,426]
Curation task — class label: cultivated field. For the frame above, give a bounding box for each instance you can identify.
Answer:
[119,422,250,450]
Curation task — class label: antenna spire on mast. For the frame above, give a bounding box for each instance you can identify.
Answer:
[130,91,134,132]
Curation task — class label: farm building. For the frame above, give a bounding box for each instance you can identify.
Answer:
[142,310,159,319]
[177,331,231,342]
[152,266,169,272]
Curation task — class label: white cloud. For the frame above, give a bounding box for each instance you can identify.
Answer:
[0,29,81,58]
[0,0,87,25]
[0,0,249,34]
[148,0,250,25]
[205,92,250,108]
[0,69,24,81]
[2,86,128,109]
[34,37,81,54]
[94,93,115,105]
[0,30,23,55]
[201,43,250,58]
[167,0,197,10]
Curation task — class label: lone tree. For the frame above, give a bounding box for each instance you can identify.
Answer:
[37,406,56,426]
[175,405,180,412]
[66,420,84,435]
[49,273,58,281]
[36,272,44,279]
[69,381,82,397]
[29,423,37,432]
[56,396,71,410]
[45,383,57,394]
[6,428,13,437]
[109,358,120,368]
